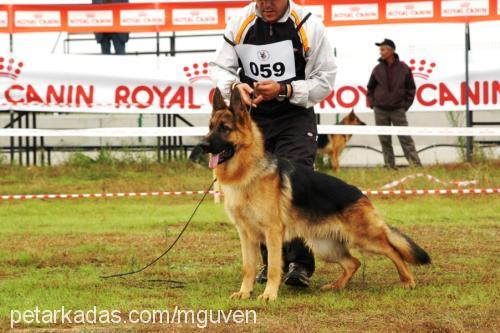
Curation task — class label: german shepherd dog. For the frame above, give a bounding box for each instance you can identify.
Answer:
[317,110,366,172]
[201,88,430,301]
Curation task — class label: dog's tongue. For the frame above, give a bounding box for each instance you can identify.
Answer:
[208,153,220,169]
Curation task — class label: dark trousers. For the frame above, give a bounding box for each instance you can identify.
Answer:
[374,107,422,168]
[252,108,317,276]
[99,33,126,55]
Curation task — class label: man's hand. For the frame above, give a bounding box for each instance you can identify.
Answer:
[233,83,257,107]
[254,80,281,104]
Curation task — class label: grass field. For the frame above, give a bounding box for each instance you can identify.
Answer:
[0,159,499,332]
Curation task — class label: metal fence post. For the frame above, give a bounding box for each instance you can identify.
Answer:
[465,23,473,162]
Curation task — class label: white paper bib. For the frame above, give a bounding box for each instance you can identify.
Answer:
[235,40,296,82]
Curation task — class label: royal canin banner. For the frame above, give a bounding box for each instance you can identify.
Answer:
[0,49,498,114]
[0,0,499,34]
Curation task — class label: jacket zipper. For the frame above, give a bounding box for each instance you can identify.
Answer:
[386,64,392,92]
[269,23,273,37]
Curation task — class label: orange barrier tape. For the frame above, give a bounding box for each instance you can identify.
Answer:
[0,0,499,34]
[1,188,498,201]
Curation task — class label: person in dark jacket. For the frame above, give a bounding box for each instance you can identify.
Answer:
[92,0,129,55]
[367,39,422,168]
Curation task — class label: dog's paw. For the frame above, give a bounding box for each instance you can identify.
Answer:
[320,279,348,291]
[402,280,416,289]
[230,291,251,300]
[257,292,277,301]
[320,283,343,292]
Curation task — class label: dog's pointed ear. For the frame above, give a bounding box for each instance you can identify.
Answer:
[230,86,247,114]
[349,109,356,119]
[212,88,227,112]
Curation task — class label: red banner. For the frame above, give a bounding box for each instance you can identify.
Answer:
[0,0,498,34]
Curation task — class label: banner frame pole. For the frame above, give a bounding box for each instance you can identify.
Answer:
[465,22,473,162]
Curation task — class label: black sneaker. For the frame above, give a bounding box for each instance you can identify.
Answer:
[256,266,267,284]
[283,263,310,287]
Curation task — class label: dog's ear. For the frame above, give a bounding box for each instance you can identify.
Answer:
[230,87,247,115]
[349,109,355,118]
[212,88,227,112]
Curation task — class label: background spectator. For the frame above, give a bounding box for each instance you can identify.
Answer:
[367,38,422,168]
[92,0,129,55]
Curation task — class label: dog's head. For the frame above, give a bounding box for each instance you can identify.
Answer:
[200,87,253,169]
[340,109,366,126]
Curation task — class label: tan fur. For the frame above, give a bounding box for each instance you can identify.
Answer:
[386,229,421,265]
[318,110,366,172]
[207,90,420,301]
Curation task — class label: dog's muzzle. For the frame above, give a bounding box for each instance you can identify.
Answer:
[199,139,235,169]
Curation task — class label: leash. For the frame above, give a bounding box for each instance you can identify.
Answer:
[247,89,254,115]
[361,253,366,286]
[100,178,217,279]
[101,86,249,280]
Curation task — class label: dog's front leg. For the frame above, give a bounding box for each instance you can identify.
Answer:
[230,228,259,300]
[258,228,283,301]
[332,149,340,172]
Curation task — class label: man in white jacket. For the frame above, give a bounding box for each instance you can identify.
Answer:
[210,0,336,287]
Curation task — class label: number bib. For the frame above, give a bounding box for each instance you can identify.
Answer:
[234,40,296,82]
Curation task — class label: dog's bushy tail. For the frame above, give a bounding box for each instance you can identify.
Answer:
[386,226,431,265]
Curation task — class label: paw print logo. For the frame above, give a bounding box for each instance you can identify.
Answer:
[0,57,24,80]
[183,62,210,83]
[408,59,436,80]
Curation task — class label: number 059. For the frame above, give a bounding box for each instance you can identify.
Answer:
[249,62,285,78]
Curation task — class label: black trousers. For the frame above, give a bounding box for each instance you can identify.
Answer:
[99,33,127,55]
[252,108,317,276]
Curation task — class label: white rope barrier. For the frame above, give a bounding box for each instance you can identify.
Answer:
[381,173,477,189]
[1,188,498,201]
[317,125,500,137]
[0,125,499,137]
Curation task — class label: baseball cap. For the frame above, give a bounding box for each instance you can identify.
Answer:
[375,38,396,49]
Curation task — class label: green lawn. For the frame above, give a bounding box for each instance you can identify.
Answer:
[0,161,499,332]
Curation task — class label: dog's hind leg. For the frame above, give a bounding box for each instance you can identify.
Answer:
[322,252,361,291]
[346,222,416,288]
[331,150,340,172]
[361,237,415,289]
[309,239,360,291]
[342,199,417,288]
[230,228,260,300]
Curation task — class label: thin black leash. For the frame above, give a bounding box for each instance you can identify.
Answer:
[361,253,366,285]
[100,178,217,279]
[247,89,254,115]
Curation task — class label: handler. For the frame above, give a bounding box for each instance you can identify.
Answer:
[210,0,336,287]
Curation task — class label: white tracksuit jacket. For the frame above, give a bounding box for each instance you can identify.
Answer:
[210,1,337,109]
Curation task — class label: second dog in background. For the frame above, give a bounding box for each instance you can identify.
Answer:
[317,110,366,172]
